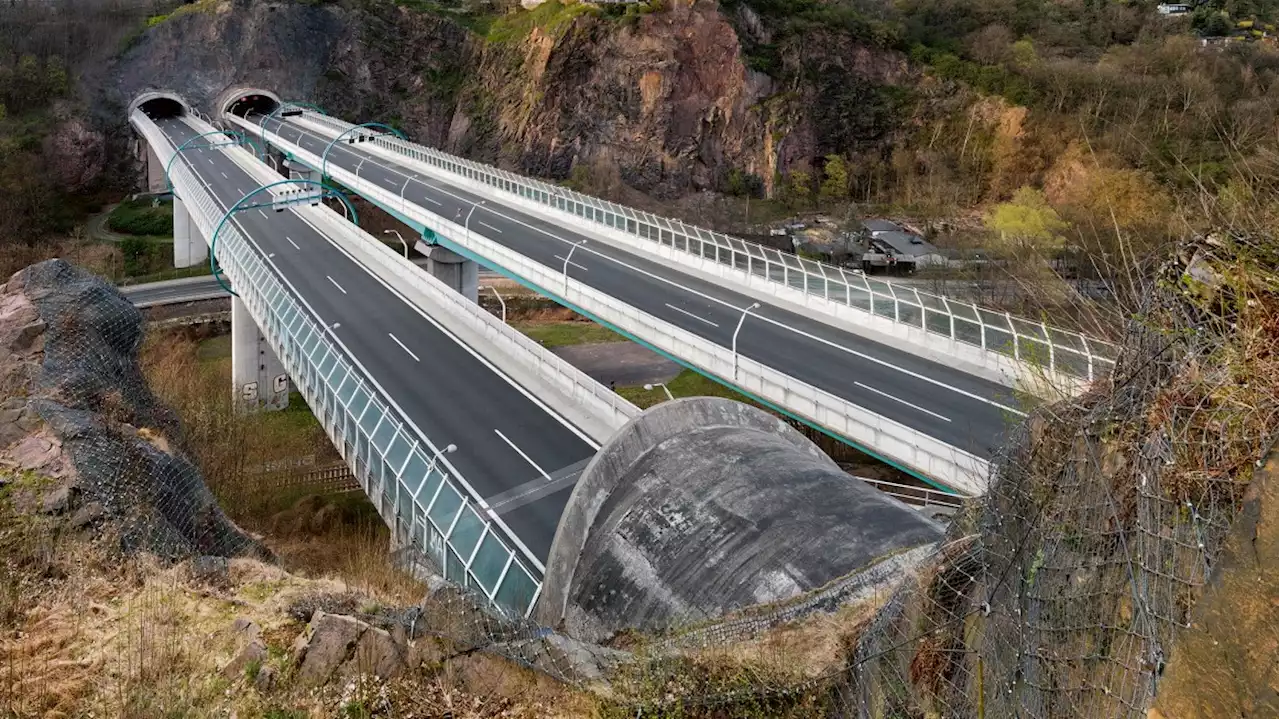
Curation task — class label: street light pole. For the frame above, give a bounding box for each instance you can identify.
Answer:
[383,229,410,259]
[564,239,587,292]
[464,200,485,231]
[480,285,507,323]
[644,382,675,402]
[425,443,458,476]
[732,302,760,381]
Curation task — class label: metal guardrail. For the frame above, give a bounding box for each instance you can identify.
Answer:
[858,477,965,510]
[133,111,546,618]
[291,109,1117,384]
[246,118,990,494]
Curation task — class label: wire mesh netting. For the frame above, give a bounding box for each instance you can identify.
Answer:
[830,234,1278,718]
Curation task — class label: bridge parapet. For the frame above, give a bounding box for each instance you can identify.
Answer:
[131,109,548,618]
[240,113,990,494]
[284,107,1116,392]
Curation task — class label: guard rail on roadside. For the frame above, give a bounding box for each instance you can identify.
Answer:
[244,117,990,494]
[283,108,1116,387]
[133,110,546,618]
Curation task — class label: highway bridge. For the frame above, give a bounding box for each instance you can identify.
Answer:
[231,100,1120,493]
[127,87,1112,623]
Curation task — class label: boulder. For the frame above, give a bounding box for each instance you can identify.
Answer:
[40,485,71,515]
[223,638,268,680]
[294,611,411,686]
[344,624,404,680]
[294,611,366,686]
[190,555,230,586]
[69,501,104,529]
[254,663,277,692]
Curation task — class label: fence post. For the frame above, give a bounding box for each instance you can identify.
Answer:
[1007,312,1019,362]
[976,303,986,350]
[1042,321,1055,375]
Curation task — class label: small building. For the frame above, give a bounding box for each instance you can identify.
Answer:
[857,222,946,273]
[1157,3,1192,14]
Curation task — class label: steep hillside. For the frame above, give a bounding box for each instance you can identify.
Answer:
[108,0,911,201]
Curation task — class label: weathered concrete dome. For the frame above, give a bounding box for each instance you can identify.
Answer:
[538,397,944,639]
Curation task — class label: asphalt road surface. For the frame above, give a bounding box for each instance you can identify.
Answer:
[252,114,1024,458]
[157,117,597,569]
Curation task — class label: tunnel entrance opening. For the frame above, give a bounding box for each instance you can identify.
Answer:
[139,97,186,120]
[226,94,279,118]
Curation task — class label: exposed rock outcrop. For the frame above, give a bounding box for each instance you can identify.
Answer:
[0,259,267,561]
[106,0,910,202]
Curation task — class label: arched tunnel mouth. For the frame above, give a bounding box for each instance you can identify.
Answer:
[226,93,280,119]
[138,97,186,120]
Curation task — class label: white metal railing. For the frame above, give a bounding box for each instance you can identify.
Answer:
[859,478,965,511]
[133,111,545,617]
[287,108,1117,384]
[247,117,990,493]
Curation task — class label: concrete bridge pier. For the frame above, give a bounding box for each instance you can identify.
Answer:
[145,143,165,194]
[231,296,290,412]
[171,196,209,268]
[266,149,289,178]
[414,240,478,303]
[285,157,320,184]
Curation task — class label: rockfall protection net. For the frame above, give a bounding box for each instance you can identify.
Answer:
[831,235,1277,719]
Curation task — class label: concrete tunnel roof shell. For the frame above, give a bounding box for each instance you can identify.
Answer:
[128,91,190,117]
[538,397,945,638]
[215,86,282,120]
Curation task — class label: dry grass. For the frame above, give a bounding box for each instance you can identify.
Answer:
[0,237,119,282]
[140,331,337,519]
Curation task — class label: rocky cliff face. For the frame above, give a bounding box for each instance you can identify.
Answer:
[105,0,909,201]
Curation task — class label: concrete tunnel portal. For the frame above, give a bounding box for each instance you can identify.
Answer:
[130,91,190,120]
[225,93,279,118]
[217,87,282,120]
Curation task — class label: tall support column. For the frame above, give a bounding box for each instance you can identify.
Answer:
[231,296,290,412]
[171,196,208,268]
[146,143,165,193]
[414,241,478,303]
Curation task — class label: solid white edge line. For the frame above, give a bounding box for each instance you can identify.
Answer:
[167,124,548,575]
[326,275,347,294]
[260,118,1026,419]
[387,332,420,362]
[493,428,552,481]
[854,381,952,423]
[664,302,720,328]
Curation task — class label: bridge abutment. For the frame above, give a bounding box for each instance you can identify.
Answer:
[231,296,290,412]
[172,196,209,268]
[415,241,478,303]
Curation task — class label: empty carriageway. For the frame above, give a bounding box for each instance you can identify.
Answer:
[236,107,1047,494]
[136,96,635,615]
